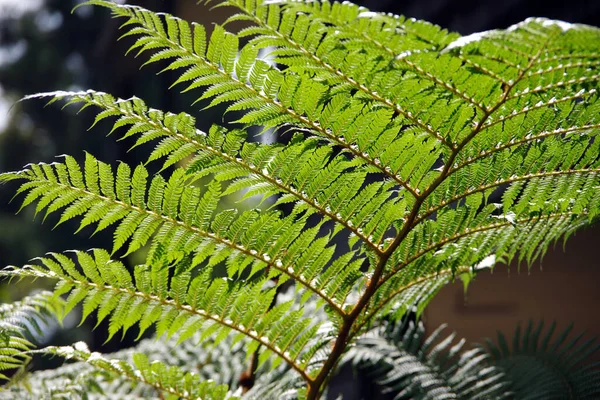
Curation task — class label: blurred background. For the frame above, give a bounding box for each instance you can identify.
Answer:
[0,0,599,380]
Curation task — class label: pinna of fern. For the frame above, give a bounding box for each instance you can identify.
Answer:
[0,0,598,398]
[1,287,322,399]
[484,321,600,400]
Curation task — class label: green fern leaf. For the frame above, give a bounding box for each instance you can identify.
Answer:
[345,321,509,399]
[1,251,320,380]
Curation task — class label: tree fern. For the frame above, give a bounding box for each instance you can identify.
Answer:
[0,0,599,398]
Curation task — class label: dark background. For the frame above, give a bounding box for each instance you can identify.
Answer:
[0,0,598,396]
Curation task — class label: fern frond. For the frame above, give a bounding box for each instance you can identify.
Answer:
[269,0,458,53]
[85,0,424,199]
[0,292,64,380]
[1,155,356,312]
[483,321,600,400]
[346,319,600,399]
[353,210,594,393]
[0,251,320,380]
[7,327,249,399]
[383,212,590,290]
[0,291,64,341]
[21,90,391,251]
[32,342,237,400]
[226,0,473,135]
